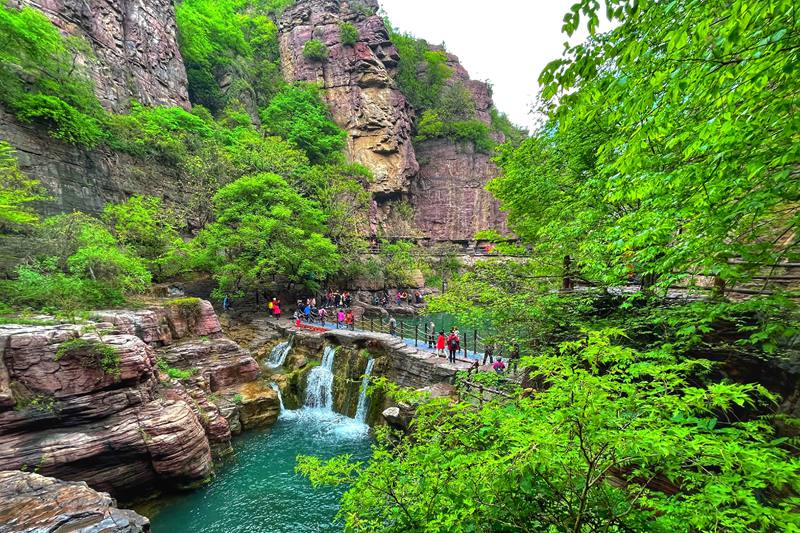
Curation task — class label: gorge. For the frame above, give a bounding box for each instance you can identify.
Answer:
[0,0,798,531]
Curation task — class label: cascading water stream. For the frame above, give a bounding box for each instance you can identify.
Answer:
[304,345,336,411]
[270,382,295,420]
[354,359,375,424]
[265,339,292,369]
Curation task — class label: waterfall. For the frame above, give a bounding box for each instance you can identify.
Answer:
[270,382,296,420]
[354,359,375,424]
[270,382,285,412]
[266,339,292,369]
[305,345,336,411]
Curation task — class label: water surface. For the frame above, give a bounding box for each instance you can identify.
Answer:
[148,411,371,533]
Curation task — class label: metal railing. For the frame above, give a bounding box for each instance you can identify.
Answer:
[308,314,490,359]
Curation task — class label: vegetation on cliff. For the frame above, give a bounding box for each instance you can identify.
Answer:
[300,0,800,530]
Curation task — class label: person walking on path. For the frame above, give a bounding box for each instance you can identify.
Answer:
[273,301,281,320]
[389,316,397,336]
[345,310,355,331]
[509,343,520,374]
[436,331,446,357]
[447,330,460,364]
[482,343,495,366]
[223,295,231,311]
[337,309,345,329]
[268,298,274,316]
[318,307,327,327]
[426,321,436,348]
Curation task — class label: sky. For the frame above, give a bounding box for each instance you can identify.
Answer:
[378,0,587,132]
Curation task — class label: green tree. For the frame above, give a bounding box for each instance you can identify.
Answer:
[102,195,188,280]
[299,331,800,532]
[260,83,346,164]
[195,173,340,295]
[526,0,800,290]
[0,141,47,230]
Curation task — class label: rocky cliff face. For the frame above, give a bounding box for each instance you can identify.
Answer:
[278,0,508,241]
[278,0,418,197]
[0,0,509,243]
[9,0,189,112]
[0,300,268,501]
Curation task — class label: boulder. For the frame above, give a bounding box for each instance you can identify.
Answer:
[0,470,150,532]
[233,382,281,429]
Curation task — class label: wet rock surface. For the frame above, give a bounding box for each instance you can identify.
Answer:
[0,470,150,533]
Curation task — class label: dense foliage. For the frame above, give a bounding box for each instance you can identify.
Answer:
[0,3,105,146]
[300,1,800,530]
[260,83,347,165]
[387,26,526,152]
[300,332,799,532]
[0,141,46,230]
[194,172,340,295]
[176,0,284,112]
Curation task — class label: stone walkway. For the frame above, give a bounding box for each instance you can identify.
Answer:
[256,317,491,385]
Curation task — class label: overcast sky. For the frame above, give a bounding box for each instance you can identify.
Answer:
[379,0,586,132]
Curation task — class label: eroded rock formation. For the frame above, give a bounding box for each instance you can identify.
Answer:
[0,470,150,532]
[0,301,264,501]
[277,0,509,241]
[279,0,419,196]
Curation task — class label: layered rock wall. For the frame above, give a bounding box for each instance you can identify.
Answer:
[278,0,418,196]
[0,301,263,501]
[277,0,509,241]
[9,0,189,112]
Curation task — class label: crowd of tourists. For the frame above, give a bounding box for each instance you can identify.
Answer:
[372,289,424,307]
[224,289,520,375]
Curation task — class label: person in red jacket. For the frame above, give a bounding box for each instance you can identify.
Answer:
[446,330,460,363]
[436,331,446,357]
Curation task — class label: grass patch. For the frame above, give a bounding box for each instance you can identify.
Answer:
[156,357,197,380]
[54,338,121,379]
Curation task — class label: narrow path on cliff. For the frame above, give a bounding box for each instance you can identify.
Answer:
[266,316,499,373]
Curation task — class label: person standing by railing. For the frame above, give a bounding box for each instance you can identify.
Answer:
[337,309,345,329]
[426,320,436,348]
[345,309,355,331]
[389,316,397,336]
[436,331,446,357]
[482,343,495,366]
[447,329,460,364]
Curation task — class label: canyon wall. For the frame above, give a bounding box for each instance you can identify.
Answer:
[9,0,189,112]
[1,0,191,217]
[278,0,418,197]
[0,0,509,242]
[277,0,508,241]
